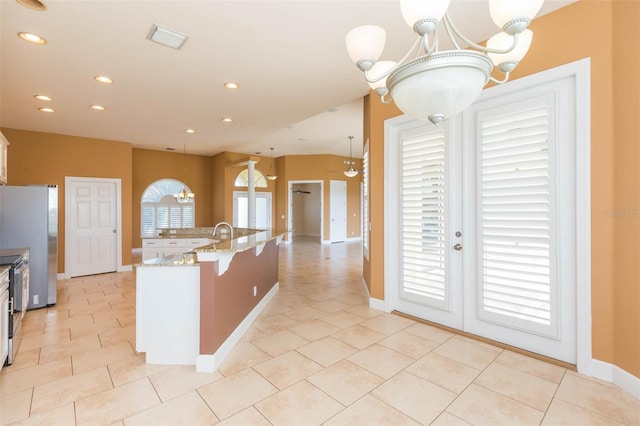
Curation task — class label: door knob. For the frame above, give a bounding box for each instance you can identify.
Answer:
[453,243,462,251]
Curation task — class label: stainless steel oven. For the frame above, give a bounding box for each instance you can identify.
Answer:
[0,251,29,366]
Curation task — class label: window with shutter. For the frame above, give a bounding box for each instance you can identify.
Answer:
[140,179,196,237]
[362,140,370,259]
[477,95,558,337]
[401,127,448,309]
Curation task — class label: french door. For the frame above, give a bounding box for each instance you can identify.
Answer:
[385,70,579,363]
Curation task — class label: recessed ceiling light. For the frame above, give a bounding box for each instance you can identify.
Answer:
[39,107,55,113]
[34,94,52,101]
[221,117,233,123]
[224,82,239,90]
[94,75,113,84]
[18,32,47,44]
[185,129,195,134]
[90,105,105,110]
[16,0,47,11]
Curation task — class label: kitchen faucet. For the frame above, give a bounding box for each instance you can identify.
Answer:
[212,222,234,241]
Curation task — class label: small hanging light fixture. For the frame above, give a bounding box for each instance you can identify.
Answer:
[266,147,278,181]
[174,143,195,203]
[344,136,358,178]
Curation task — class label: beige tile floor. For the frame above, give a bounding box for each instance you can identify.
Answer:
[1,236,638,425]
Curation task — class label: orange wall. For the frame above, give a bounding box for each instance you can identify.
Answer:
[0,128,133,272]
[611,0,640,379]
[363,1,639,376]
[132,148,213,248]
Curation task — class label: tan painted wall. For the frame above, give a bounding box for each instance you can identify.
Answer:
[362,1,640,376]
[281,154,362,241]
[0,128,133,272]
[132,148,213,248]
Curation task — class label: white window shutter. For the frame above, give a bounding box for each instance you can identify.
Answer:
[477,94,558,337]
[401,127,448,309]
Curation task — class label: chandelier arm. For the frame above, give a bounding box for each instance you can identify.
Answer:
[380,93,393,105]
[364,36,423,84]
[488,71,511,84]
[443,14,521,55]
[442,15,463,51]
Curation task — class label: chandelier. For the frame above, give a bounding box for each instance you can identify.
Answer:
[266,147,278,180]
[345,0,543,125]
[344,136,358,178]
[174,143,195,203]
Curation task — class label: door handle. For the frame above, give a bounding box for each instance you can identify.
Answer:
[453,243,462,251]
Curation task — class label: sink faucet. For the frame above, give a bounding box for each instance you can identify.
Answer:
[212,222,234,241]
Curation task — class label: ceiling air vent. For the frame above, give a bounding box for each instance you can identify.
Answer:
[147,24,188,49]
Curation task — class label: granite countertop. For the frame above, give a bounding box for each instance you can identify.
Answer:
[136,227,290,267]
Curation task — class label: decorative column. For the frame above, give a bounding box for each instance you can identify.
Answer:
[247,160,257,228]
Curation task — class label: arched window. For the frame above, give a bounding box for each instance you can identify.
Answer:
[141,179,195,237]
[234,169,268,188]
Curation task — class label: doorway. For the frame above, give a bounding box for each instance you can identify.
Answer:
[233,191,272,229]
[65,177,122,278]
[288,181,323,243]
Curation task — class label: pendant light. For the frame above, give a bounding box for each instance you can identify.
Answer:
[344,136,358,178]
[266,147,278,180]
[174,143,195,203]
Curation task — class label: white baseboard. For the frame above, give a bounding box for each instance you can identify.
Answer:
[585,358,640,399]
[132,248,142,254]
[56,273,66,280]
[196,282,280,373]
[118,265,132,272]
[369,297,388,312]
[347,237,362,242]
[360,277,370,298]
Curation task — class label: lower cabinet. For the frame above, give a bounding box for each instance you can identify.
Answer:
[142,238,211,260]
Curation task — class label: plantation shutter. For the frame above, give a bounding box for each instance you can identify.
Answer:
[400,127,448,310]
[362,140,369,258]
[142,206,156,237]
[477,94,558,337]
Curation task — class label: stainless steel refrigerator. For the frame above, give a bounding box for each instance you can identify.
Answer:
[0,185,58,308]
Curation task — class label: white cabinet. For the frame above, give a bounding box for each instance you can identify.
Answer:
[0,131,8,185]
[0,269,9,370]
[142,238,212,260]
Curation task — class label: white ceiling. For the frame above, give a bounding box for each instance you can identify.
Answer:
[0,0,574,158]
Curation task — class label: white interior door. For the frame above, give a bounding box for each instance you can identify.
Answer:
[66,178,118,277]
[329,180,347,243]
[385,66,579,363]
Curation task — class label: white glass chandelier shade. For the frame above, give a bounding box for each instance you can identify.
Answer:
[487,30,533,73]
[345,25,386,71]
[489,0,544,34]
[344,136,358,178]
[387,51,493,124]
[400,0,450,35]
[344,168,358,178]
[266,147,278,180]
[346,1,543,125]
[367,61,397,94]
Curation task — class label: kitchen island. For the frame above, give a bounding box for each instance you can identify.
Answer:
[135,227,287,372]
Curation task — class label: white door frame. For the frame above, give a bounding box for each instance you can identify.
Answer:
[288,180,323,243]
[383,58,591,370]
[232,190,272,229]
[64,176,124,278]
